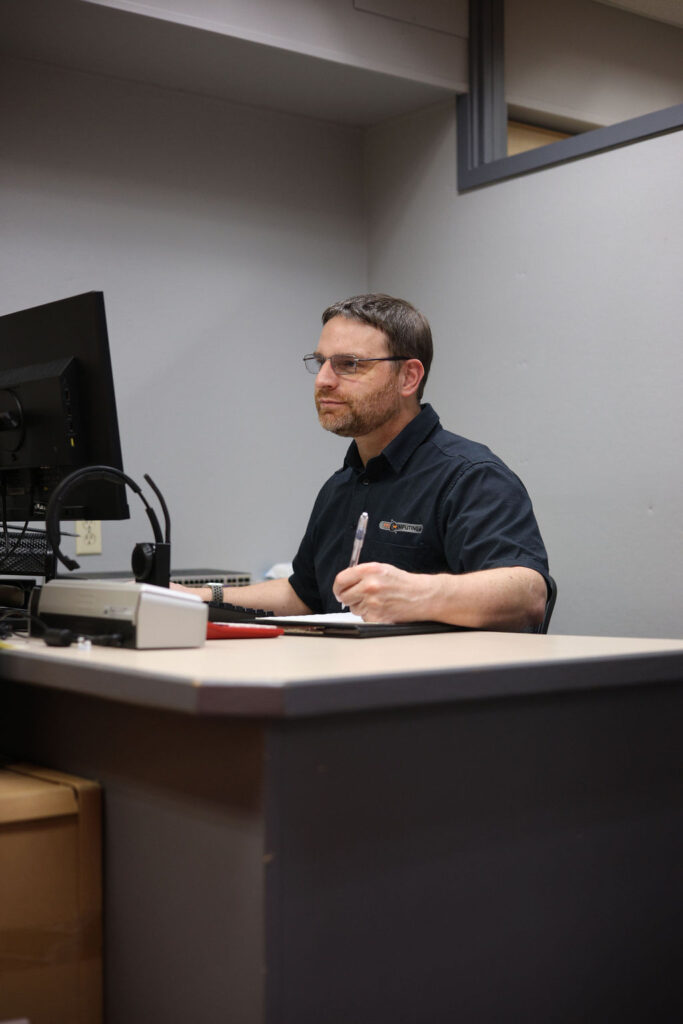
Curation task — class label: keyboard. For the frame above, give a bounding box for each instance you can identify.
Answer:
[208,602,274,623]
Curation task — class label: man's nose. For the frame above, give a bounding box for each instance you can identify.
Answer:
[316,357,338,386]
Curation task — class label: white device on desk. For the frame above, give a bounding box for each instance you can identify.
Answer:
[35,579,208,649]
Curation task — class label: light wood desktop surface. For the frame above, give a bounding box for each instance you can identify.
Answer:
[2,631,682,716]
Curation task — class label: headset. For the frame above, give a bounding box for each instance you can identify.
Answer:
[45,465,171,587]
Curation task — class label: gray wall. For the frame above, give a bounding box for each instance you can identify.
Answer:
[366,101,683,638]
[2,49,681,638]
[1,56,365,579]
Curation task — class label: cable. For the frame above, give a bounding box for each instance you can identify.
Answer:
[1,477,8,553]
[0,518,34,571]
[0,474,48,574]
[0,605,42,638]
[0,604,123,648]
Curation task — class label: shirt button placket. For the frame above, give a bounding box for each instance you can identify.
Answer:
[350,474,369,532]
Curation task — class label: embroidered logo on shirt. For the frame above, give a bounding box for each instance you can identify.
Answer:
[379,519,424,535]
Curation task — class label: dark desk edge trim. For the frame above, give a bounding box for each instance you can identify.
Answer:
[0,648,279,716]
[267,649,683,717]
[195,649,683,717]
[3,645,682,719]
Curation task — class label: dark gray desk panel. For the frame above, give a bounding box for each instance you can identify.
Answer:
[264,683,683,1023]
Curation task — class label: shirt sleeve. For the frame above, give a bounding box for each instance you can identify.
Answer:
[288,495,326,614]
[440,461,550,581]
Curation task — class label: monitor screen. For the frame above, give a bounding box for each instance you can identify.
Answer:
[0,291,130,535]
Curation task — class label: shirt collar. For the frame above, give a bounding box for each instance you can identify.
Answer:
[343,404,440,475]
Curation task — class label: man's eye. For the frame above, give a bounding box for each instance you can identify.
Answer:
[334,357,357,373]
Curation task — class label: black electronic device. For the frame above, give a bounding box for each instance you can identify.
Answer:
[0,291,129,523]
[0,291,129,577]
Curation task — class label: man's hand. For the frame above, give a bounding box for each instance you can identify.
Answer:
[333,563,548,630]
[333,562,430,623]
[170,581,212,601]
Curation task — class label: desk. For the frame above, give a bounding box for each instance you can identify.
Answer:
[1,633,682,1023]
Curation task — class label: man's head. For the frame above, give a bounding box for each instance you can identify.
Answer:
[321,294,432,401]
[309,294,431,459]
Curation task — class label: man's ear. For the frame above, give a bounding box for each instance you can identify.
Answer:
[399,358,424,399]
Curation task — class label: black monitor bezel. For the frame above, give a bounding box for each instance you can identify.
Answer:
[0,291,129,522]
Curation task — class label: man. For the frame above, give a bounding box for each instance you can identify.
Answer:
[177,294,550,629]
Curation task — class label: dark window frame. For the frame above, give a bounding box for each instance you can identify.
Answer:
[457,0,683,191]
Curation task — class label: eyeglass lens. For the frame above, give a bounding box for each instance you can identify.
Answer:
[304,354,359,375]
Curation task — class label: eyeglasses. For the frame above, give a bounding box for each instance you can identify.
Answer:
[303,353,410,376]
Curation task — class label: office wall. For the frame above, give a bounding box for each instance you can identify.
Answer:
[366,100,683,638]
[0,56,366,577]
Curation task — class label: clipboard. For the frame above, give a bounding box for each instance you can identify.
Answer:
[255,612,468,638]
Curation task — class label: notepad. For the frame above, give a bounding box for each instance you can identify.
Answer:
[255,611,468,638]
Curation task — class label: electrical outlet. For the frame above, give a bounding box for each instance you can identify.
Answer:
[76,520,102,555]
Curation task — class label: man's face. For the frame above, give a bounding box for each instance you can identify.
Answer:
[313,316,402,439]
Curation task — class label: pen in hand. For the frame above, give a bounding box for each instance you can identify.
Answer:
[341,511,368,609]
[349,511,369,567]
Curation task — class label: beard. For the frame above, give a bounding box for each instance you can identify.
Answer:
[315,374,402,438]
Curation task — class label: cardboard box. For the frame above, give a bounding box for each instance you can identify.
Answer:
[0,764,102,1024]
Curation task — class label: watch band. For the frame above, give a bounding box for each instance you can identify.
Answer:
[207,582,224,606]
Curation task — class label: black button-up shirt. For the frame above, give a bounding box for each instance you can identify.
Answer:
[289,404,549,613]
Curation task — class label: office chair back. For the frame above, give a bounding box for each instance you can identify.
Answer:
[537,575,557,634]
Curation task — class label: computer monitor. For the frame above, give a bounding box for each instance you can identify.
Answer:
[0,291,129,575]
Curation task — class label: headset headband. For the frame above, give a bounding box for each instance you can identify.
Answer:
[45,465,169,574]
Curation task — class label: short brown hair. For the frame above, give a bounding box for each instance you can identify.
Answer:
[322,293,433,401]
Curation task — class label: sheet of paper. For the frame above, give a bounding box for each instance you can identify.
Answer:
[255,611,365,625]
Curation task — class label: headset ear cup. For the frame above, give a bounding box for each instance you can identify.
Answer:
[131,541,171,587]
[131,542,155,581]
